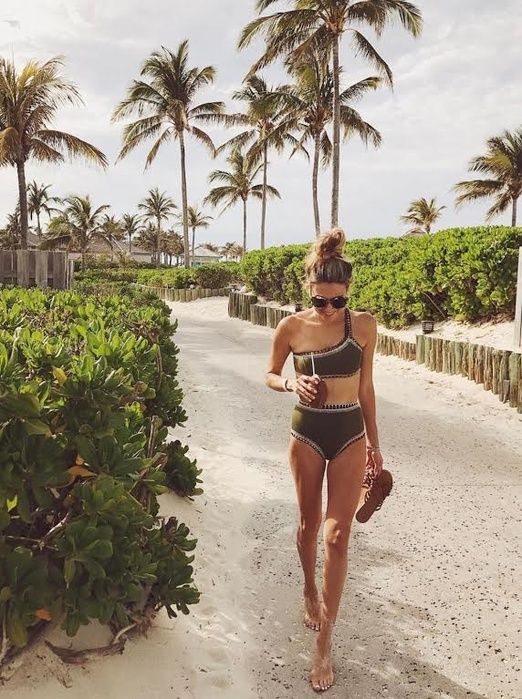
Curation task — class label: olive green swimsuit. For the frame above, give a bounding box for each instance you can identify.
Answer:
[291,308,366,461]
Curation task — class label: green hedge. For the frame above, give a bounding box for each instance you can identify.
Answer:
[239,227,522,326]
[76,263,241,291]
[0,285,201,653]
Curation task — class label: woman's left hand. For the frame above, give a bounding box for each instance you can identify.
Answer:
[366,448,383,479]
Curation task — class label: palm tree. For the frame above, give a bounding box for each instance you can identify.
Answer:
[0,56,107,249]
[217,75,297,249]
[0,210,21,250]
[121,213,143,255]
[42,194,110,270]
[136,223,159,261]
[239,0,422,227]
[164,229,185,266]
[400,197,446,236]
[138,188,177,266]
[180,205,213,265]
[283,50,381,235]
[230,242,244,260]
[454,127,522,227]
[112,41,224,268]
[205,148,280,254]
[100,214,125,260]
[27,182,61,238]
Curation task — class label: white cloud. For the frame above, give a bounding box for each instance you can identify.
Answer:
[0,0,521,245]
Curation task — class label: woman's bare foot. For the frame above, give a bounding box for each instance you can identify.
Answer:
[310,615,334,691]
[303,589,321,631]
[310,639,334,691]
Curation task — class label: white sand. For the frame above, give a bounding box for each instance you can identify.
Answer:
[3,297,521,698]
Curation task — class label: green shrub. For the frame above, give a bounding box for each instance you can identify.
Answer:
[194,262,240,289]
[0,286,201,653]
[239,227,522,325]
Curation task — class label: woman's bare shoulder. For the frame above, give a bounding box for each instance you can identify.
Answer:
[351,309,377,344]
[276,309,313,339]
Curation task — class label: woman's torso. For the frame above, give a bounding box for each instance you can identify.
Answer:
[291,307,363,405]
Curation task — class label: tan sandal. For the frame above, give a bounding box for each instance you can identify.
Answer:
[356,469,393,523]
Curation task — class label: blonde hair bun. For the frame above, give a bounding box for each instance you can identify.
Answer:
[316,227,346,260]
[304,227,352,286]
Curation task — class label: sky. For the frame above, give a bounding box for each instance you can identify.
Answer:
[0,0,521,249]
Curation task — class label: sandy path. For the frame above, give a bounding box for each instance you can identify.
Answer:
[4,297,521,699]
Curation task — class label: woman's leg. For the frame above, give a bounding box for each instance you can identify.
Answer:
[311,435,367,691]
[288,435,327,630]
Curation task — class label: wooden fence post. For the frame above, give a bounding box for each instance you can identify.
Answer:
[515,246,522,349]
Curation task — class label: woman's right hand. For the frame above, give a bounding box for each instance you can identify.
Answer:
[292,375,320,403]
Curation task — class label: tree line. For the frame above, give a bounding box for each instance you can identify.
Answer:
[1,1,521,268]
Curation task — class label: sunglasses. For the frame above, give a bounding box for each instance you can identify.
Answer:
[310,295,347,309]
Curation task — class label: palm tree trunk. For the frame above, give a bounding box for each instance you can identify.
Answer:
[81,248,86,272]
[16,161,29,250]
[512,197,517,227]
[331,34,341,229]
[313,132,321,237]
[179,131,190,268]
[128,233,132,255]
[156,215,162,268]
[36,211,42,239]
[243,198,247,253]
[261,140,268,250]
[191,226,196,265]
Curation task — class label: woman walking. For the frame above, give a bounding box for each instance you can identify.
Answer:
[265,228,387,692]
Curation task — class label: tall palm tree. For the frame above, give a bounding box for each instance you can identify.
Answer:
[138,188,177,266]
[0,56,107,249]
[42,194,110,270]
[121,213,143,255]
[205,148,280,254]
[27,182,61,238]
[100,214,125,260]
[180,205,213,264]
[283,50,381,235]
[400,197,446,236]
[216,75,297,249]
[239,0,422,227]
[454,127,522,227]
[112,41,224,268]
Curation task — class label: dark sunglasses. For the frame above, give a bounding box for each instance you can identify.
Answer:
[311,295,347,309]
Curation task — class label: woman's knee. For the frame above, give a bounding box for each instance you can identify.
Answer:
[324,519,351,550]
[298,512,322,539]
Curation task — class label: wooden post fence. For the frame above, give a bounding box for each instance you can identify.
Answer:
[514,246,522,349]
[0,251,72,289]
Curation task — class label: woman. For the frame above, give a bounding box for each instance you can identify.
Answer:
[265,228,384,692]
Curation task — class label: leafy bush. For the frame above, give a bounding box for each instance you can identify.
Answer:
[194,262,240,289]
[0,286,201,654]
[239,227,522,325]
[76,263,241,291]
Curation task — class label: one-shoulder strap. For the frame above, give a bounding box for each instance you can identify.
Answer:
[345,307,353,339]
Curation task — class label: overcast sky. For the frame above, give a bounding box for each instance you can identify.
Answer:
[0,0,521,249]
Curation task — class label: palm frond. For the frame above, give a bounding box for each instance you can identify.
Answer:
[36,130,107,167]
[350,30,393,86]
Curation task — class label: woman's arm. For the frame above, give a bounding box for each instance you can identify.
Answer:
[265,316,294,392]
[265,316,318,403]
[358,313,379,448]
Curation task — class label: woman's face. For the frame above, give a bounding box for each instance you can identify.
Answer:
[309,282,348,319]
